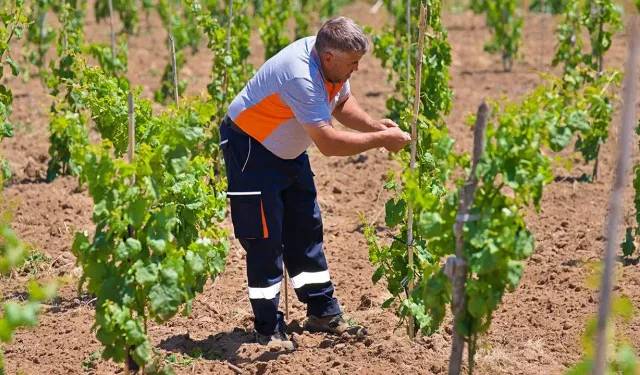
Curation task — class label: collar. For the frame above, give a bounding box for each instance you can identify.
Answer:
[311,45,333,86]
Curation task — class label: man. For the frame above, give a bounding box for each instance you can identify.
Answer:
[220,16,411,349]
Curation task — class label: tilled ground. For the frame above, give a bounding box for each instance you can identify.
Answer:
[2,2,640,374]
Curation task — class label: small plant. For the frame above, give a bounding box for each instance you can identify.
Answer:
[0,0,32,180]
[94,0,139,35]
[19,251,51,275]
[81,350,101,371]
[258,0,291,60]
[483,0,523,71]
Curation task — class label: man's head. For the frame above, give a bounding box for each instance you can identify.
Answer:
[315,17,370,84]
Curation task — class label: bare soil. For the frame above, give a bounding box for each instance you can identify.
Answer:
[2,2,640,375]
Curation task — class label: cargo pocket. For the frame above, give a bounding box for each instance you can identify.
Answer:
[228,192,269,239]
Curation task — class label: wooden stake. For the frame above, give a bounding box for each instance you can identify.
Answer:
[284,270,289,321]
[539,0,545,71]
[406,3,427,341]
[124,91,140,374]
[128,91,135,165]
[38,10,46,67]
[593,21,639,375]
[61,0,68,51]
[108,0,116,60]
[406,0,411,98]
[169,33,179,108]
[222,0,232,99]
[448,101,489,375]
[592,2,605,181]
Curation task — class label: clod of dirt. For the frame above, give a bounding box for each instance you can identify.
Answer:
[347,154,368,164]
[530,254,543,263]
[364,337,374,347]
[357,294,374,310]
[52,252,75,268]
[255,362,268,375]
[286,319,304,335]
[319,338,334,349]
[23,157,38,179]
[207,302,219,314]
[332,186,342,194]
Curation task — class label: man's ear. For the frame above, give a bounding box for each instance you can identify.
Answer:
[322,51,335,65]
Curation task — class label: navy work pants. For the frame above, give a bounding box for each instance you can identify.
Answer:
[220,117,341,335]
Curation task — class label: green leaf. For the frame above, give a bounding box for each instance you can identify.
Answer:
[566,110,590,132]
[185,250,205,276]
[149,281,182,319]
[622,227,635,258]
[127,197,147,228]
[385,199,406,228]
[135,262,158,286]
[506,260,524,289]
[617,345,638,375]
[372,267,385,284]
[381,297,395,308]
[160,364,177,375]
[612,296,634,322]
[564,360,591,375]
[123,320,145,344]
[549,125,573,152]
[132,339,151,365]
[6,57,18,76]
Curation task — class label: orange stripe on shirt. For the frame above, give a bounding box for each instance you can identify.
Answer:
[325,82,344,103]
[234,93,294,142]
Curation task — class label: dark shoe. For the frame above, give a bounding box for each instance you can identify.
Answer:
[305,314,367,337]
[255,330,297,351]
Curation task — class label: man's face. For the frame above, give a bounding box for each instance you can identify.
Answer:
[321,50,364,84]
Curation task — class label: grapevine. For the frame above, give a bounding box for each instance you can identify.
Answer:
[0,3,59,364]
[154,0,202,104]
[94,0,140,35]
[258,0,291,60]
[363,0,456,335]
[71,90,228,369]
[483,0,523,71]
[551,0,622,180]
[189,0,254,177]
[24,0,55,80]
[0,217,57,375]
[0,0,32,180]
[45,0,90,182]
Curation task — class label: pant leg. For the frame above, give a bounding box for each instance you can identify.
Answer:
[220,118,290,335]
[281,155,341,318]
[239,234,286,335]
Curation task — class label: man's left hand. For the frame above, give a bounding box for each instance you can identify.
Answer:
[370,119,399,131]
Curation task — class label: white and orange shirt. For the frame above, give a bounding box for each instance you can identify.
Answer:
[227,36,351,159]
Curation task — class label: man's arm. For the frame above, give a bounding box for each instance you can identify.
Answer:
[333,95,398,132]
[303,121,410,157]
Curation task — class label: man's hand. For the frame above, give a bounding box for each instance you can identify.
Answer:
[380,127,411,153]
[369,118,399,130]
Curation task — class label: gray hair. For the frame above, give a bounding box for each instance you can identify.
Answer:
[315,17,370,56]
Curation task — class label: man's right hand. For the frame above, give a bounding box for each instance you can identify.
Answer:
[381,127,412,153]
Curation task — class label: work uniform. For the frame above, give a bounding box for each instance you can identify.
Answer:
[221,36,350,336]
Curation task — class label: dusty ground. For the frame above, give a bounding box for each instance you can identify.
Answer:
[1,2,640,374]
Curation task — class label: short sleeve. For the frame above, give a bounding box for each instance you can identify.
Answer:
[279,78,331,125]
